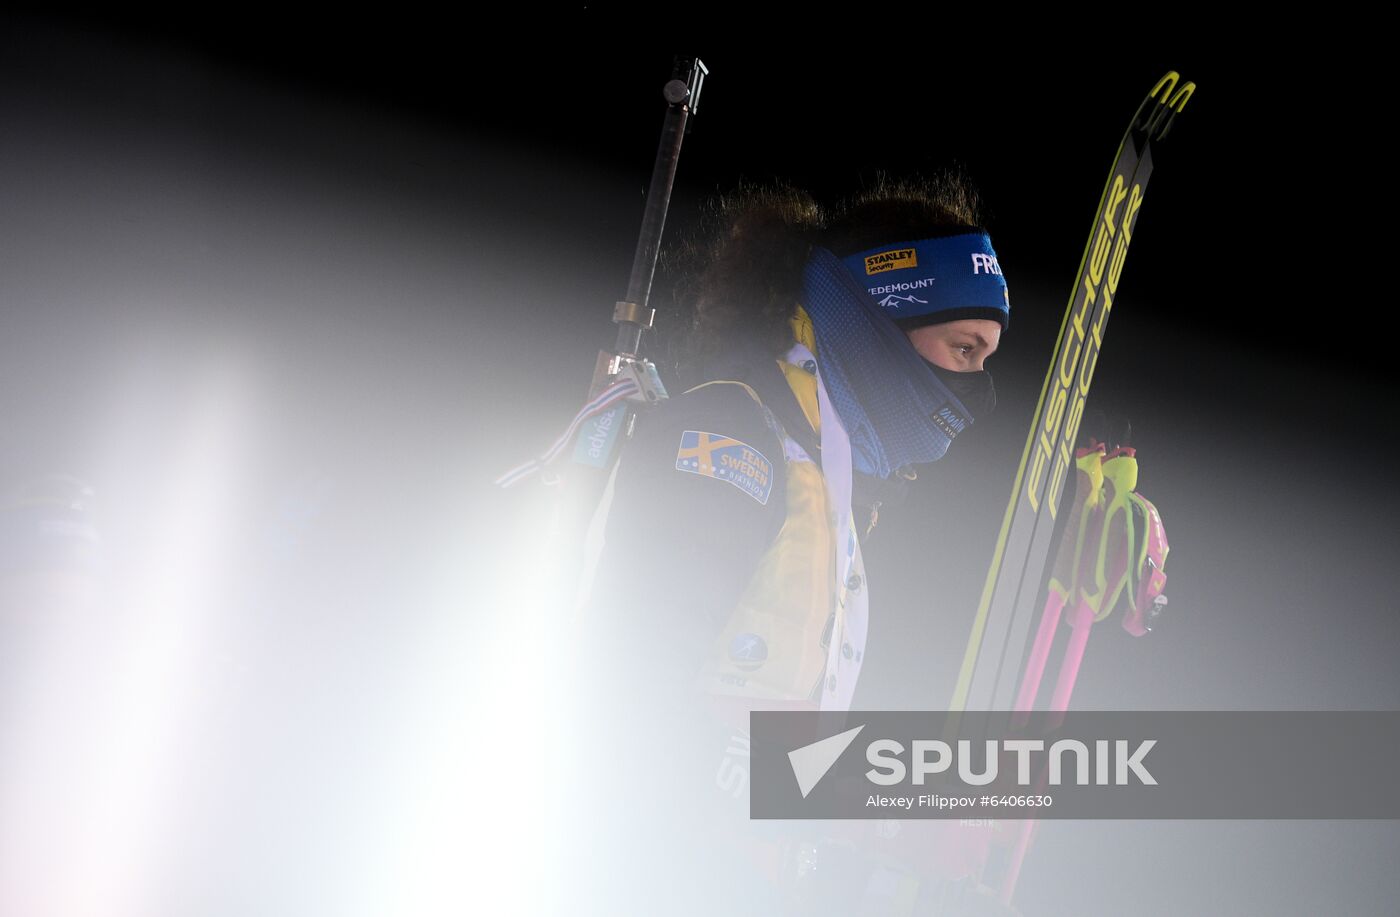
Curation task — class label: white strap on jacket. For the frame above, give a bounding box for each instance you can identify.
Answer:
[784,342,867,711]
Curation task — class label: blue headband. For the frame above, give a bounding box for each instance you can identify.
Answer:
[839,231,1010,330]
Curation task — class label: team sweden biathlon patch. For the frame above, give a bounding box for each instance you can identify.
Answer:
[675,430,774,505]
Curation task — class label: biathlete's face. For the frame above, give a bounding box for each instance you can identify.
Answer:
[906,319,1001,373]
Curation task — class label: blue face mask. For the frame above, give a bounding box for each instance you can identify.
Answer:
[799,246,985,479]
[923,359,996,420]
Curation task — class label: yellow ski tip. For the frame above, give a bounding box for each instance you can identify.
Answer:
[1150,72,1181,99]
[1168,81,1197,112]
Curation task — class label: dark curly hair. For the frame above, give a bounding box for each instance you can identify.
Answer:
[654,166,991,386]
[651,179,823,386]
[825,166,988,257]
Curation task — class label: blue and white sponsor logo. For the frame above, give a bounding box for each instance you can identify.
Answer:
[877,293,930,310]
[675,430,774,505]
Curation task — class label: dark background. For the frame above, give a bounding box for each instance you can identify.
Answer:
[2,13,1395,916]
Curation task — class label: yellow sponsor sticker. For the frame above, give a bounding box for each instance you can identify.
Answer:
[864,248,918,275]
